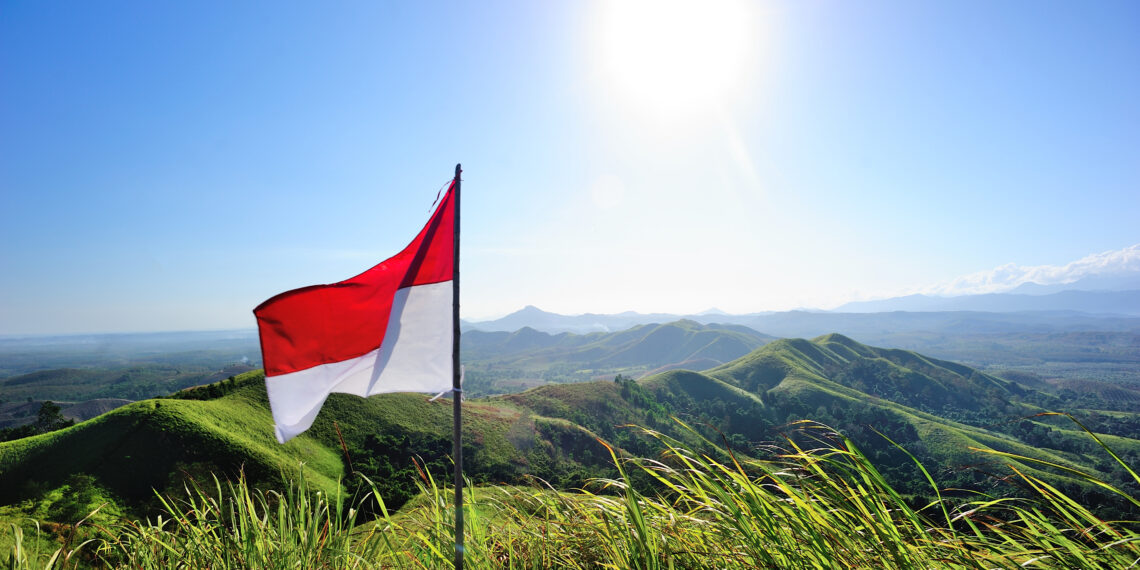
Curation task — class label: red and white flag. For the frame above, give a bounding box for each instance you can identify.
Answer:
[254,181,456,443]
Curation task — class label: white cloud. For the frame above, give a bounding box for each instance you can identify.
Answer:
[924,244,1140,296]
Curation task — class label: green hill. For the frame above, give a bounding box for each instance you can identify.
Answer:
[461,319,775,396]
[4,334,1140,526]
[697,334,1140,498]
[0,372,629,519]
[708,333,1044,416]
[463,319,772,365]
[0,371,343,510]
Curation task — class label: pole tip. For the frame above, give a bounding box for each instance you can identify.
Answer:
[455,163,462,177]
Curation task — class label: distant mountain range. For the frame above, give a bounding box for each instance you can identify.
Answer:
[465,304,1140,340]
[463,305,694,335]
[834,289,1140,315]
[464,289,1140,339]
[1007,273,1140,295]
[463,319,775,369]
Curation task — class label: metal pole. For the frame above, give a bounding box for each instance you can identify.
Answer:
[451,163,464,570]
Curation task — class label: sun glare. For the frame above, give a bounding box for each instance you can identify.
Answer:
[593,0,754,122]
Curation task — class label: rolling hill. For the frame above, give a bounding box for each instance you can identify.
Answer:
[463,319,773,364]
[461,319,776,396]
[4,334,1140,525]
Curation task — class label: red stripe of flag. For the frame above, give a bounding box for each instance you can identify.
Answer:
[254,181,455,377]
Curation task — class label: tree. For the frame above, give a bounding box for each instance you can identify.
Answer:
[34,400,74,433]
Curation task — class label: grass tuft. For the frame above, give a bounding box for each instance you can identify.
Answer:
[6,418,1139,568]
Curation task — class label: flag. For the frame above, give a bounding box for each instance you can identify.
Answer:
[254,181,456,443]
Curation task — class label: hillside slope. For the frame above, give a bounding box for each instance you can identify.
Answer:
[697,334,1140,495]
[5,336,1140,523]
[0,373,636,517]
[0,371,343,508]
[462,320,775,396]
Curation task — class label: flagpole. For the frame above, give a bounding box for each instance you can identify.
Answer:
[451,163,464,570]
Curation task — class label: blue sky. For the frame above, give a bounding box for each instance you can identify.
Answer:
[2,1,1138,334]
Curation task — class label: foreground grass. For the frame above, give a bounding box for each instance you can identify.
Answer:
[8,418,1140,569]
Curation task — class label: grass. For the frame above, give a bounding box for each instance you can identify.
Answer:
[0,375,345,508]
[6,416,1140,569]
[11,335,1138,530]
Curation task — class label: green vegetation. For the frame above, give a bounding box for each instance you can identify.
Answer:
[5,330,1140,567]
[0,364,256,404]
[461,320,773,397]
[7,334,1140,525]
[0,401,75,442]
[688,334,1140,502]
[0,331,259,378]
[860,330,1140,397]
[0,332,260,428]
[0,371,344,515]
[7,421,1140,568]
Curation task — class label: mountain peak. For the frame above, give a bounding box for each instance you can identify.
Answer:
[513,305,554,316]
[813,332,860,347]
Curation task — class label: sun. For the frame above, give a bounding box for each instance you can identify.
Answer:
[591,0,755,122]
